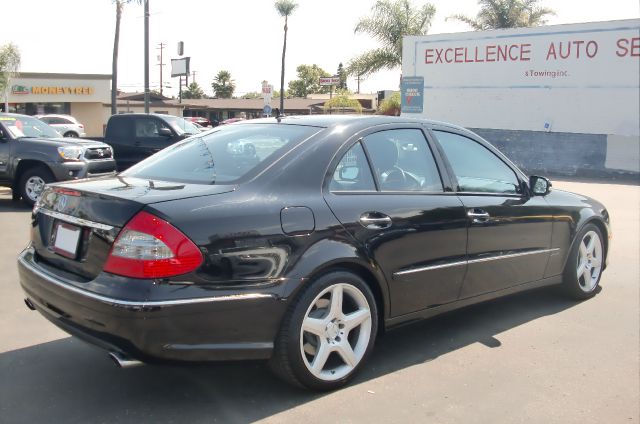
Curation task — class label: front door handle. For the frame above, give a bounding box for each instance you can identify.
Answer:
[359,213,392,229]
[467,208,490,224]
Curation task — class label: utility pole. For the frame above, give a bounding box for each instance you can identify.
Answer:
[156,42,166,96]
[191,70,197,84]
[143,0,150,113]
[356,74,362,94]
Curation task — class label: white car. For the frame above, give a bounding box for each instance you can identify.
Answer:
[36,114,86,138]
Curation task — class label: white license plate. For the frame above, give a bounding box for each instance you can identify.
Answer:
[53,222,81,258]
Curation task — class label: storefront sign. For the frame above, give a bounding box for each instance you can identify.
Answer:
[11,85,95,95]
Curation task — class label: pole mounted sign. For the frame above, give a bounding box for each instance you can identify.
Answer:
[319,77,340,86]
[400,76,424,113]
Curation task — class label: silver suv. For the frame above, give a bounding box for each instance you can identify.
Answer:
[36,114,86,138]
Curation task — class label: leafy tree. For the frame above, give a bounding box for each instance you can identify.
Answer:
[323,90,363,114]
[275,0,298,115]
[112,0,142,115]
[347,0,435,77]
[288,64,331,98]
[0,43,20,112]
[240,91,263,99]
[448,0,555,30]
[182,82,205,99]
[378,92,401,116]
[336,62,348,90]
[211,70,235,98]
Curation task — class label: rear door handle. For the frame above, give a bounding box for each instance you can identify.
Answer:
[467,208,490,224]
[359,213,392,229]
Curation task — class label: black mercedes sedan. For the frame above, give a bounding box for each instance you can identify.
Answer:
[18,115,610,390]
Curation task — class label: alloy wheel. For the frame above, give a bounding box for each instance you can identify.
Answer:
[576,230,603,292]
[299,283,372,381]
[25,176,46,203]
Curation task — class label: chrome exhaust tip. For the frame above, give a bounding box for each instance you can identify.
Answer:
[24,298,36,311]
[108,351,144,368]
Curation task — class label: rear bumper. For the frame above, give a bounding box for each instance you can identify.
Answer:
[18,248,288,362]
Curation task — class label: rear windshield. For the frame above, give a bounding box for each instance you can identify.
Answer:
[121,124,319,184]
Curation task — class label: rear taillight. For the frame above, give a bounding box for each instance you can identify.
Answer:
[103,211,202,279]
[79,124,84,128]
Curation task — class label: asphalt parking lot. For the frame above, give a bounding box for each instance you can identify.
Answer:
[0,180,638,424]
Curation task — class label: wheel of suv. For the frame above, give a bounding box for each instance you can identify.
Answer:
[562,223,605,300]
[19,166,54,206]
[63,131,78,137]
[270,271,378,390]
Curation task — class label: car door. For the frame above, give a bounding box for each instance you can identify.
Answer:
[324,126,468,317]
[0,122,11,181]
[133,117,179,158]
[106,117,139,171]
[430,128,554,299]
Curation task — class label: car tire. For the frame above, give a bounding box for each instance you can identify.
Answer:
[19,166,54,207]
[63,132,78,137]
[562,223,605,300]
[269,271,378,391]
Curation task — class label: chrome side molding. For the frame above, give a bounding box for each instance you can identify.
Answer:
[394,248,561,278]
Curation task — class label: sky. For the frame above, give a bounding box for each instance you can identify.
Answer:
[3,0,639,98]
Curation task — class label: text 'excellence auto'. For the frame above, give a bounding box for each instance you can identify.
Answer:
[18,115,610,390]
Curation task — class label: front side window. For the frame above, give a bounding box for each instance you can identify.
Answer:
[330,142,376,191]
[433,131,520,194]
[362,129,443,192]
[135,118,166,138]
[123,124,319,184]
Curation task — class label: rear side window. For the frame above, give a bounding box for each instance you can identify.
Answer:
[433,131,520,194]
[123,124,319,184]
[107,118,133,139]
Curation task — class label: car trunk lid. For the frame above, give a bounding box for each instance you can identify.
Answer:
[31,176,236,280]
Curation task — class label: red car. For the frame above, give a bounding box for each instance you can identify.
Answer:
[184,116,217,127]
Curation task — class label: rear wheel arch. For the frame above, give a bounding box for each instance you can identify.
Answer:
[288,260,388,336]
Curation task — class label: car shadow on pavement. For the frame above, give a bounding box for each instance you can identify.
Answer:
[0,195,31,212]
[0,286,582,423]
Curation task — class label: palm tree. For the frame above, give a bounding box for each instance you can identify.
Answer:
[275,0,298,116]
[211,70,236,98]
[347,0,435,78]
[112,0,141,115]
[448,0,555,30]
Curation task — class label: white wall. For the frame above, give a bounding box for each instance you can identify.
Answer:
[402,19,640,137]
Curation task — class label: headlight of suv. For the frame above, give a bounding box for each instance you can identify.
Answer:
[57,146,84,161]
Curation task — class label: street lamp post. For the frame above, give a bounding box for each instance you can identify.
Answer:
[143,0,150,113]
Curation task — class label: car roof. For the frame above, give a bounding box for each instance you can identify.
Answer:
[236,115,469,133]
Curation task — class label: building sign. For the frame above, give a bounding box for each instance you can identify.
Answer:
[402,19,640,136]
[400,77,424,113]
[11,85,95,95]
[319,77,340,86]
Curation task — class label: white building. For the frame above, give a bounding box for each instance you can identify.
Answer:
[401,19,640,178]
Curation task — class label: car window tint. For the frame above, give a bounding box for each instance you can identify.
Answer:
[330,142,375,192]
[135,118,163,138]
[433,131,519,194]
[122,124,319,185]
[108,118,132,139]
[362,129,443,192]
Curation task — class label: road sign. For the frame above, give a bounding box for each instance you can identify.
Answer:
[319,77,340,86]
[263,105,272,116]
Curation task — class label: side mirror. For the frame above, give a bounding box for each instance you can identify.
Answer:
[340,166,360,181]
[159,127,173,137]
[529,175,552,196]
[0,129,5,141]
